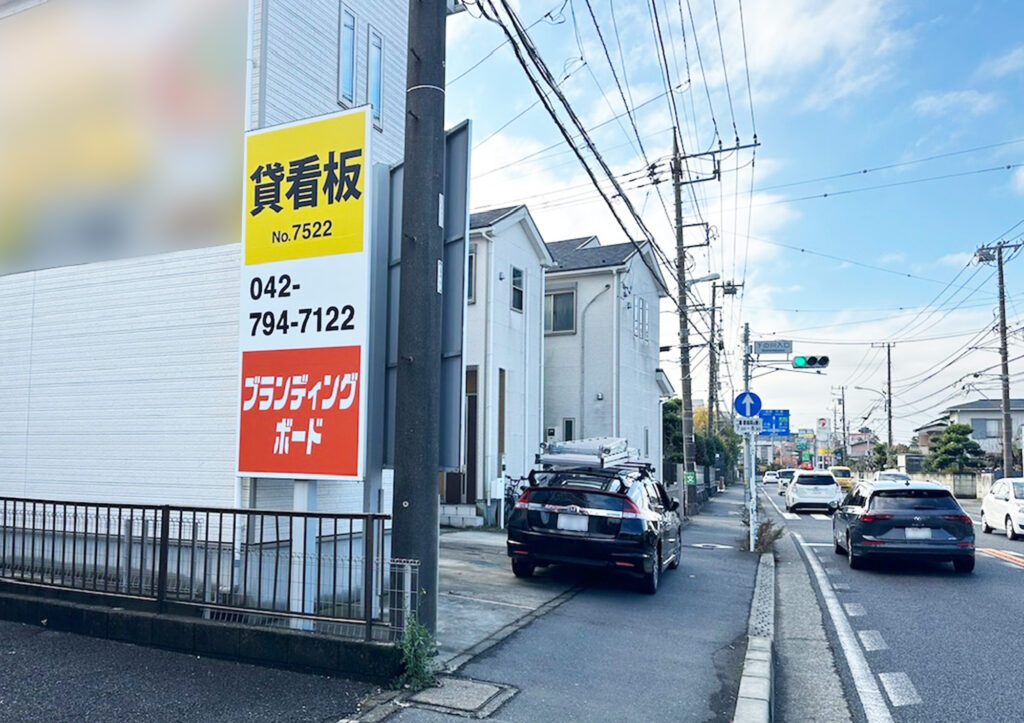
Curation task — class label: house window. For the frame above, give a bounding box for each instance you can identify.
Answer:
[338,8,356,105]
[562,418,575,441]
[970,418,1000,439]
[633,297,650,341]
[467,248,476,304]
[510,266,524,312]
[368,28,383,126]
[544,290,575,333]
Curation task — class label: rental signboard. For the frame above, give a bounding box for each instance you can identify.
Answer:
[237,108,371,479]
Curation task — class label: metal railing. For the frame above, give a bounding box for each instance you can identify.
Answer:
[0,497,417,641]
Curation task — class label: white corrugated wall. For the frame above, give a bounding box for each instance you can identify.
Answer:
[0,246,240,507]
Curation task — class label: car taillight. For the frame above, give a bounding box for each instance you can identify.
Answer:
[861,514,893,523]
[944,515,973,525]
[514,489,533,510]
[622,498,642,517]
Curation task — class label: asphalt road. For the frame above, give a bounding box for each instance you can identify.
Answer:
[0,620,373,722]
[392,485,759,723]
[762,484,1024,723]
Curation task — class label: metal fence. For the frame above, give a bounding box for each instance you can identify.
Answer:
[0,497,417,641]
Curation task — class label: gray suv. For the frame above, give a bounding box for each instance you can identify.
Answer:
[832,480,975,572]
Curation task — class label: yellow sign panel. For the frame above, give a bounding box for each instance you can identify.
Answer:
[244,110,368,265]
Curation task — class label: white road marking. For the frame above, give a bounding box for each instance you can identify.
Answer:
[857,630,889,652]
[795,533,893,723]
[878,672,922,706]
[761,490,798,520]
[844,602,867,616]
[833,582,851,591]
[804,542,832,547]
[811,513,831,521]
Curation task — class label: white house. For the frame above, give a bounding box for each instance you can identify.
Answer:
[543,236,672,468]
[448,205,552,524]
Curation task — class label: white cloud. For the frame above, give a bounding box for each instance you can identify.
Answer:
[937,252,973,268]
[912,90,999,117]
[1012,166,1024,196]
[976,46,1024,78]
[879,252,906,265]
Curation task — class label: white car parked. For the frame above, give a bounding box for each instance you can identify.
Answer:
[785,469,843,514]
[777,468,797,496]
[980,478,1024,540]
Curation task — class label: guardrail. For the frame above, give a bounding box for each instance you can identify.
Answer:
[0,497,417,641]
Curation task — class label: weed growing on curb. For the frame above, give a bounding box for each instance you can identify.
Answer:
[392,620,439,691]
[739,518,785,553]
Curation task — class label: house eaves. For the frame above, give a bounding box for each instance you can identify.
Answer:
[469,204,554,266]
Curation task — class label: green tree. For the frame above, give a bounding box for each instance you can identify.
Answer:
[929,424,985,473]
[871,443,890,470]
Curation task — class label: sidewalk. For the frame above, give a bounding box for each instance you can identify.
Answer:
[363,485,760,721]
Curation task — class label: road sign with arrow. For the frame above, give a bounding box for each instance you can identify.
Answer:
[734,392,762,418]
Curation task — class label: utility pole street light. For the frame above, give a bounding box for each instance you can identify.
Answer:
[855,384,891,465]
[976,240,1022,476]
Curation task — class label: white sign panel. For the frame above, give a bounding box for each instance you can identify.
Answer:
[734,417,763,435]
[238,108,372,480]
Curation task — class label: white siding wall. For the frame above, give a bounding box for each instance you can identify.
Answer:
[464,221,546,498]
[544,259,664,466]
[0,246,240,507]
[253,0,407,166]
[544,272,616,441]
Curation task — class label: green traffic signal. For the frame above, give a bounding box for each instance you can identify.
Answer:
[792,355,829,369]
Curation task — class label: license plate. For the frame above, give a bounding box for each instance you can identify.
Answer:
[556,514,589,532]
[905,527,931,540]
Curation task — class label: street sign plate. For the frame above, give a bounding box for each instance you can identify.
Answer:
[753,340,792,355]
[734,417,763,435]
[734,392,762,418]
[684,471,697,486]
[759,409,790,437]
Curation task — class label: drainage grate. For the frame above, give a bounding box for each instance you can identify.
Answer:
[408,677,517,719]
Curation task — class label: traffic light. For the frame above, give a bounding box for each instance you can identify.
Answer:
[792,355,829,369]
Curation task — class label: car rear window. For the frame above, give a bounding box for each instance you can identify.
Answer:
[528,488,627,511]
[869,490,959,511]
[779,470,795,480]
[796,475,835,486]
[532,472,625,493]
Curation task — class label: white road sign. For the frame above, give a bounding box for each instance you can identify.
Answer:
[753,340,792,355]
[734,417,763,435]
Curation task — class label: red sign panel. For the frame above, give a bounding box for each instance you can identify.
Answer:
[238,346,361,478]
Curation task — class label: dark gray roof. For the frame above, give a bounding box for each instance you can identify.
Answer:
[469,205,524,230]
[546,239,638,272]
[913,417,949,432]
[945,399,1024,412]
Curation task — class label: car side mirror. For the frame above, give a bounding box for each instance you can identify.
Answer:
[669,499,680,512]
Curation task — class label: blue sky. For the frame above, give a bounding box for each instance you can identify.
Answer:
[444,0,1024,443]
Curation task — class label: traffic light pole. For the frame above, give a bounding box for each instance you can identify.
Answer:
[743,323,757,551]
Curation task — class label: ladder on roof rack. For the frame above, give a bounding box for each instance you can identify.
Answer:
[535,437,646,471]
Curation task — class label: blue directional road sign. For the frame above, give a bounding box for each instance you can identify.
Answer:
[734,392,762,418]
[759,409,791,437]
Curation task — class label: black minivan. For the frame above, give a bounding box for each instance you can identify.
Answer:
[506,467,682,593]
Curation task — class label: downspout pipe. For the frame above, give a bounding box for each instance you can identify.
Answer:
[580,283,611,438]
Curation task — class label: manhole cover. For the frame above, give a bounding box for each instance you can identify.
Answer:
[409,676,516,718]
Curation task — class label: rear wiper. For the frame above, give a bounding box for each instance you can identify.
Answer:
[911,505,938,510]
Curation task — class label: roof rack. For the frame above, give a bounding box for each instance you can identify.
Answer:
[535,437,644,472]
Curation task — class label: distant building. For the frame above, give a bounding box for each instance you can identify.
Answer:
[913,418,948,453]
[542,236,672,467]
[941,399,1024,456]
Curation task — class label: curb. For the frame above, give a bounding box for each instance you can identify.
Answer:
[733,551,775,722]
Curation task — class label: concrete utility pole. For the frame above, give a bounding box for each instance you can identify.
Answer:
[673,136,696,498]
[997,243,1014,477]
[392,0,448,635]
[707,280,740,488]
[869,342,894,464]
[976,240,1021,475]
[841,387,848,463]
